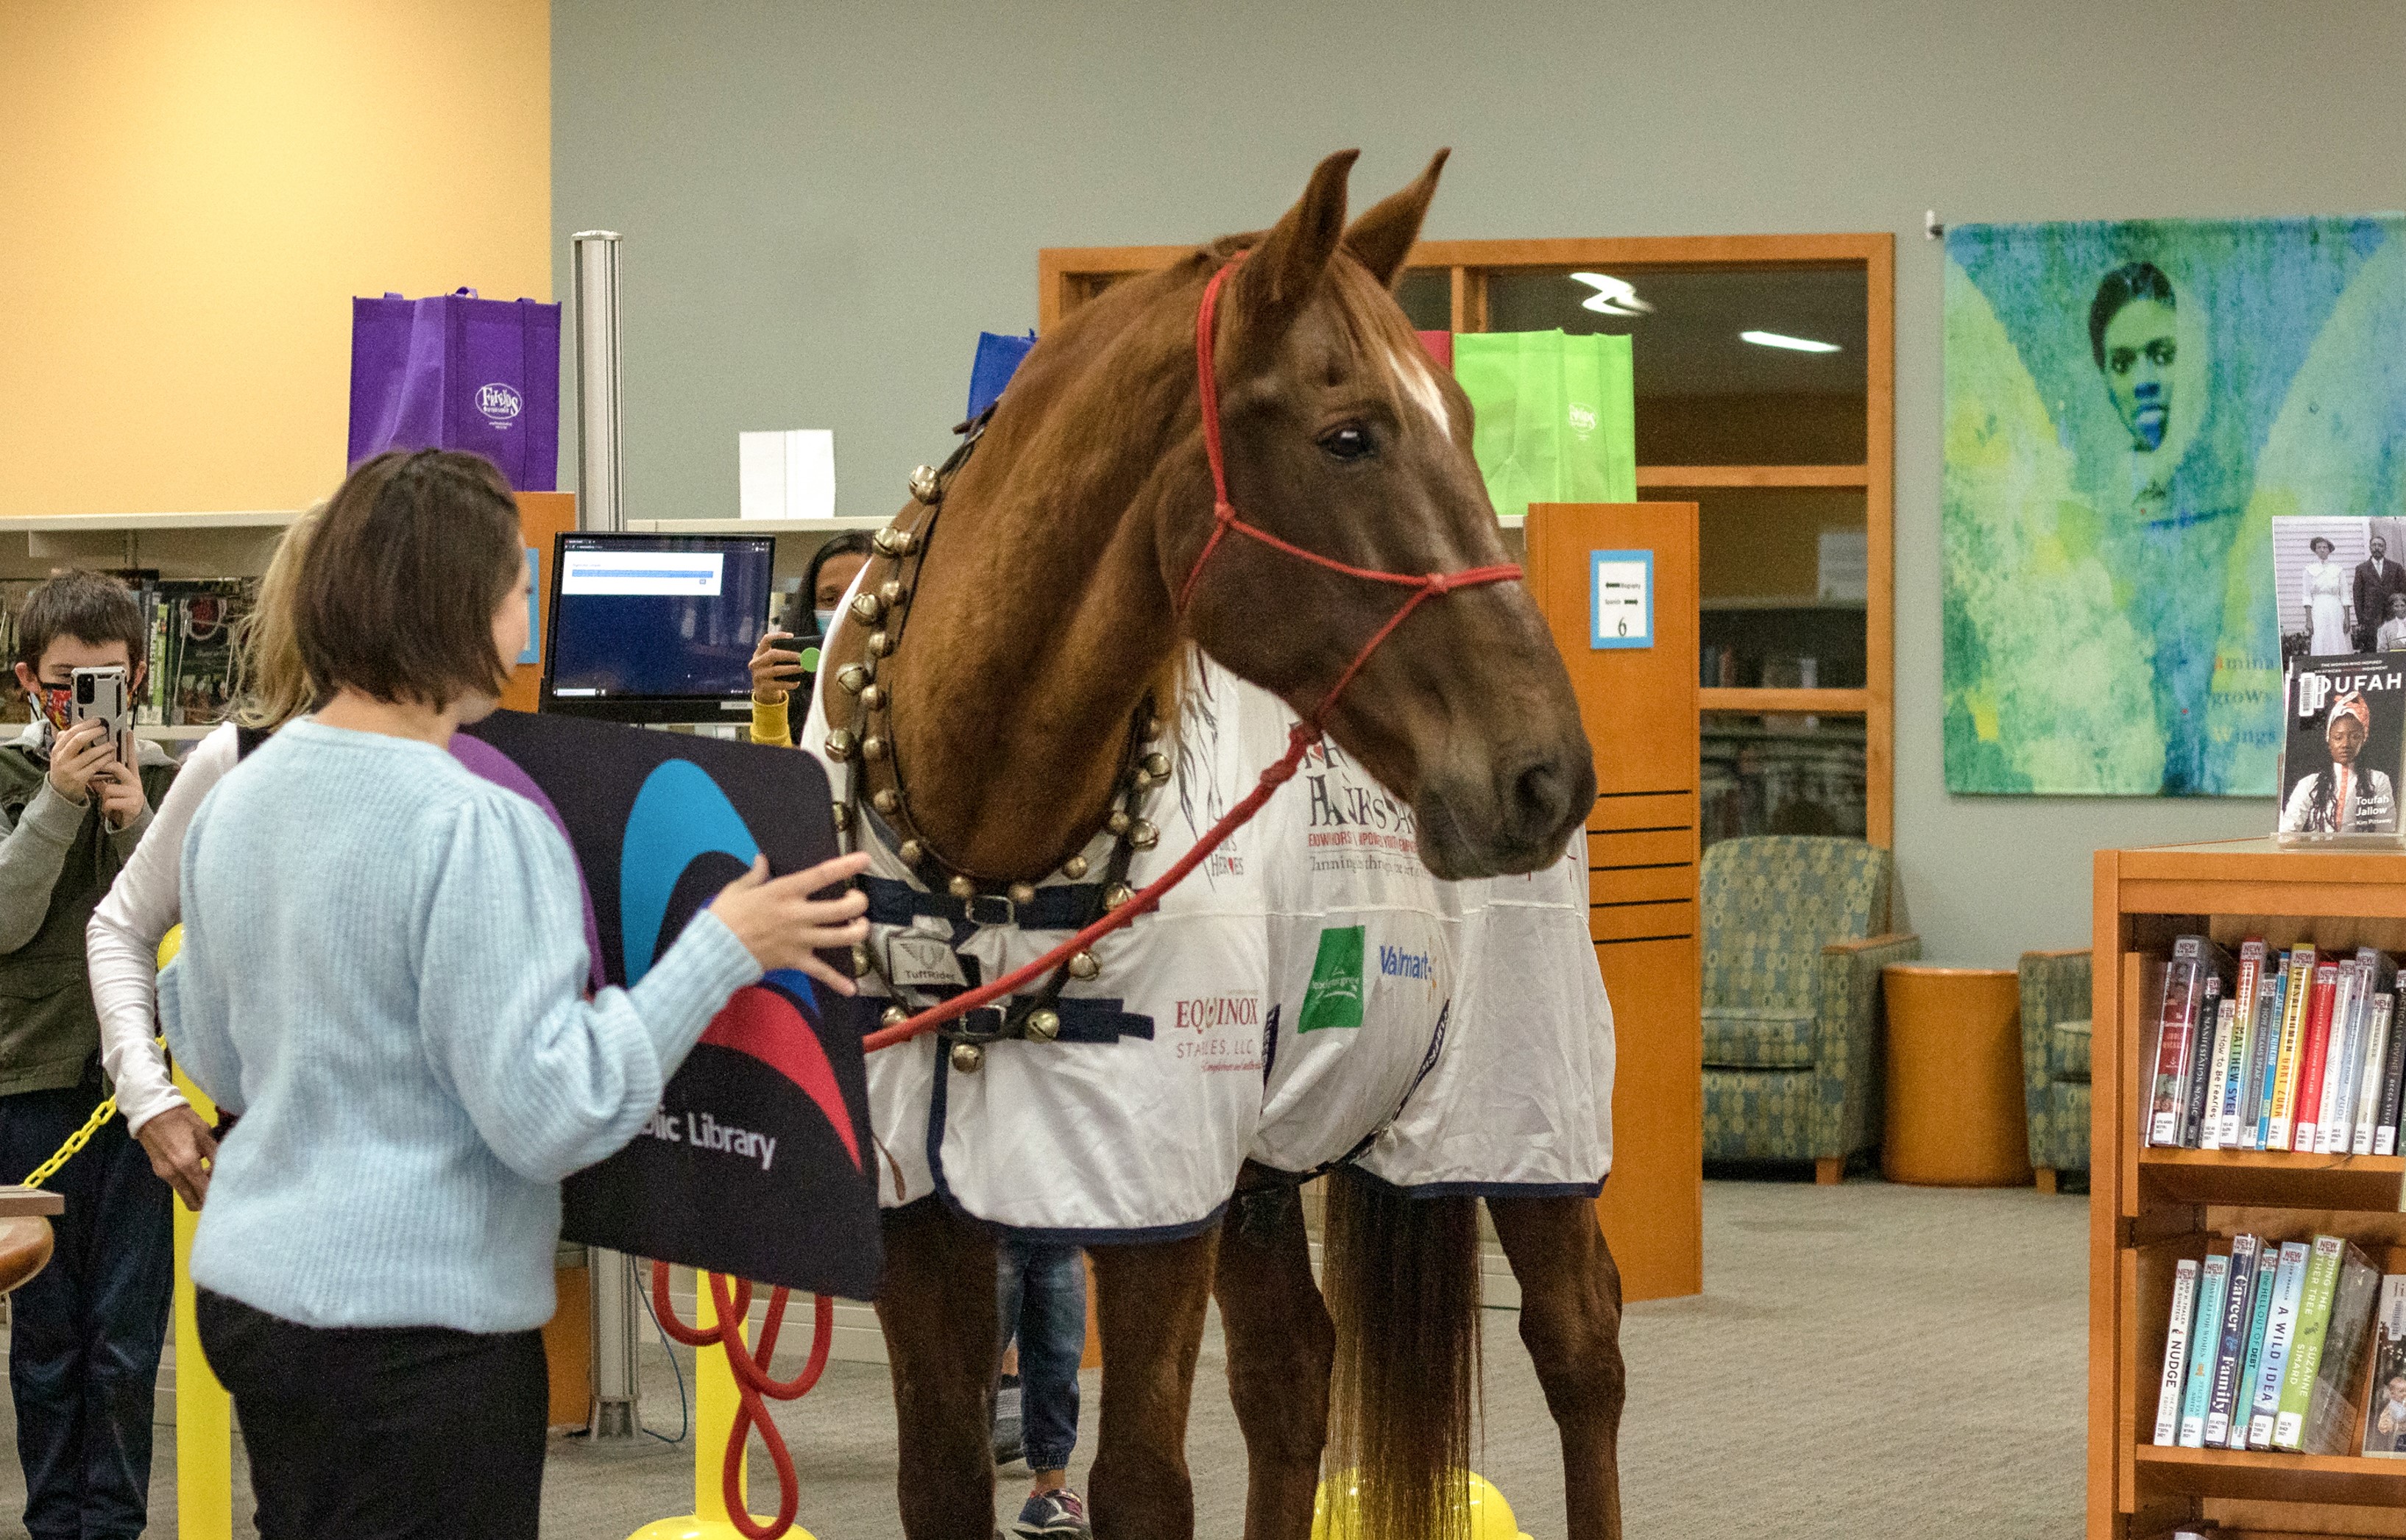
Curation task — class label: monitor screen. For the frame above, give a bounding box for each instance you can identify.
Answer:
[542,533,776,721]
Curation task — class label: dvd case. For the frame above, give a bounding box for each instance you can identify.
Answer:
[2277,653,2406,846]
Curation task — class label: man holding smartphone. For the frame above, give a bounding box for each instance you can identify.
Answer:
[0,570,180,1540]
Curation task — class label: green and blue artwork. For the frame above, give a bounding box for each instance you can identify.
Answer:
[1942,214,2406,795]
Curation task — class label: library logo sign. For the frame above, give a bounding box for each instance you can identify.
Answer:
[476,382,524,427]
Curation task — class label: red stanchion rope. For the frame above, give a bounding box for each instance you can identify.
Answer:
[673,249,1526,1540]
[648,1261,833,1540]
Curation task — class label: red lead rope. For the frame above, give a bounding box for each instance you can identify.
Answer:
[857,253,1521,1057]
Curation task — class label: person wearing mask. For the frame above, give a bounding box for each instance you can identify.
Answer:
[88,505,321,1217]
[160,449,871,1539]
[0,572,179,1540]
[749,531,871,735]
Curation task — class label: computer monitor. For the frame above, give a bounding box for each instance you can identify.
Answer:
[540,532,777,723]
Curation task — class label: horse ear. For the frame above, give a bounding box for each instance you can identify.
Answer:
[1342,149,1448,289]
[1224,149,1358,367]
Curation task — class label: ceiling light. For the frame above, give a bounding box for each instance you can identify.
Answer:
[1569,272,1653,316]
[1741,330,1841,353]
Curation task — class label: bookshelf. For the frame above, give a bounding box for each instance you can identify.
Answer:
[2095,840,2406,1539]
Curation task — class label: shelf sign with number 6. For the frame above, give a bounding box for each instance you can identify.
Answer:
[1590,549,1652,650]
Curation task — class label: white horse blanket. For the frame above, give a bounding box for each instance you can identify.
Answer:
[805,652,1613,1240]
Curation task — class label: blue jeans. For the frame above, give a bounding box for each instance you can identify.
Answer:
[997,1238,1085,1472]
[0,1083,174,1540]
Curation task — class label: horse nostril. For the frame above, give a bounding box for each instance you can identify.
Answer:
[1510,759,1567,839]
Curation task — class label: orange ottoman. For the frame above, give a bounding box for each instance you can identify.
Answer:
[1880,965,2034,1187]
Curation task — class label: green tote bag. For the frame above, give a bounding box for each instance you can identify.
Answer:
[1453,330,1636,521]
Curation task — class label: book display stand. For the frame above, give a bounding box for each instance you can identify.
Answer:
[2095,841,2406,1538]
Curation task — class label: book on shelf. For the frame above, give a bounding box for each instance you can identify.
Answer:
[2204,1233,2260,1447]
[2229,1238,2282,1447]
[2180,1251,2232,1446]
[2246,1241,2310,1449]
[2274,1235,2382,1454]
[2215,940,2268,1147]
[2368,1275,2406,1458]
[2357,990,2399,1155]
[2185,979,2230,1150]
[2266,948,2317,1151]
[2156,1257,2201,1446]
[2290,962,2342,1153]
[2150,937,2232,1146]
[2242,963,2285,1149]
[2380,998,2406,1156]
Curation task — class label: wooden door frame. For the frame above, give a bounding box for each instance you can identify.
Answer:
[1038,233,1896,846]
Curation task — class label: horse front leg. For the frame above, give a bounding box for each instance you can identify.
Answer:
[1212,1175,1333,1540]
[1086,1225,1220,1540]
[1487,1192,1626,1540]
[875,1199,999,1540]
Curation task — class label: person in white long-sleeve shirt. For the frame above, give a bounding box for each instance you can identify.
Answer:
[88,505,321,1210]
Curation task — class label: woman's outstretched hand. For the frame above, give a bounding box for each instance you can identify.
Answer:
[710,851,872,992]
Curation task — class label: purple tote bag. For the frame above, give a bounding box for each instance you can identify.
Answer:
[348,288,562,491]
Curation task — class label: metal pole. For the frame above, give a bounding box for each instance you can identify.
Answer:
[571,230,625,533]
[575,229,639,1439]
[590,1248,640,1439]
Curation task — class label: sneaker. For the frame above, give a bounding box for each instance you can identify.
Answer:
[1014,1487,1091,1538]
[991,1378,1024,1466]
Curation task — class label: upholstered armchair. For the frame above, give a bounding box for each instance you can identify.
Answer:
[2018,948,2092,1192]
[1699,836,1920,1183]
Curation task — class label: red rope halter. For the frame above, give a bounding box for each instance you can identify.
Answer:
[858,251,1521,1056]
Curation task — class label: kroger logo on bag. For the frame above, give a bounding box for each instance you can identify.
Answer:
[476,383,523,427]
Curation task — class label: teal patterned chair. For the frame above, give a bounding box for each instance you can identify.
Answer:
[1700,836,1920,1183]
[2019,948,2092,1192]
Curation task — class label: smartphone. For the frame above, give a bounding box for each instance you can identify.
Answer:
[71,666,132,764]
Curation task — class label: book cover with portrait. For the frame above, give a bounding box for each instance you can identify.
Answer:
[2276,653,2406,845]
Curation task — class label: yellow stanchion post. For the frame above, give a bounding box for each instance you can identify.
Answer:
[156,923,233,1540]
[171,1065,233,1540]
[626,1271,813,1540]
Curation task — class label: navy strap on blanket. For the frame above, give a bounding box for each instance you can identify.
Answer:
[861,875,1105,932]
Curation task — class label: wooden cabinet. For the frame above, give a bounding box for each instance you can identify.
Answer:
[2093,841,2406,1538]
[1526,500,1702,1303]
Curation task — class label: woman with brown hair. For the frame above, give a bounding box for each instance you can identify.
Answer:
[158,449,869,1539]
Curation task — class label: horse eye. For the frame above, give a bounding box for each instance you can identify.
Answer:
[1319,424,1373,462]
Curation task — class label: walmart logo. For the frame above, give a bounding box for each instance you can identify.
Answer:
[1298,925,1365,1032]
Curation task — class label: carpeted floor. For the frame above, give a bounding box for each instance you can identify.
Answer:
[0,1176,2087,1538]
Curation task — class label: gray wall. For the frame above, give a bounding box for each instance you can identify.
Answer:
[553,0,2406,965]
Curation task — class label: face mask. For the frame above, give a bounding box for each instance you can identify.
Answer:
[29,686,71,736]
[814,608,838,636]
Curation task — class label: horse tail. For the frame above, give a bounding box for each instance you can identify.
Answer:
[1323,1166,1482,1540]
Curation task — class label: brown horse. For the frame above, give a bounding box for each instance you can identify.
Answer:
[820,149,1619,1540]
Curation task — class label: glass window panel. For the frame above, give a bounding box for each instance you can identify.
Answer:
[1483,266,1867,464]
[1395,268,1451,331]
[1665,486,1867,689]
[1700,713,1866,850]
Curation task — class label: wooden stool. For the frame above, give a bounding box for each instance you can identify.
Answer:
[1880,965,2034,1187]
[0,1187,64,1294]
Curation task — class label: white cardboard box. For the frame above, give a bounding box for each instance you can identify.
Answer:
[739,430,835,520]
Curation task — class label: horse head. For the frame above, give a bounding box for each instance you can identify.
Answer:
[1161,151,1593,879]
[831,151,1594,884]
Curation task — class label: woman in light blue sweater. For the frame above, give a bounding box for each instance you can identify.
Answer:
[160,449,868,1540]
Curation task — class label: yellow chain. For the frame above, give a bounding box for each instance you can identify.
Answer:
[18,1033,170,1191]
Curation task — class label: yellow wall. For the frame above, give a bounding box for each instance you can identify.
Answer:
[0,1,551,518]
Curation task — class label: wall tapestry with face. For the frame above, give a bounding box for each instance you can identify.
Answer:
[1942,214,2406,797]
